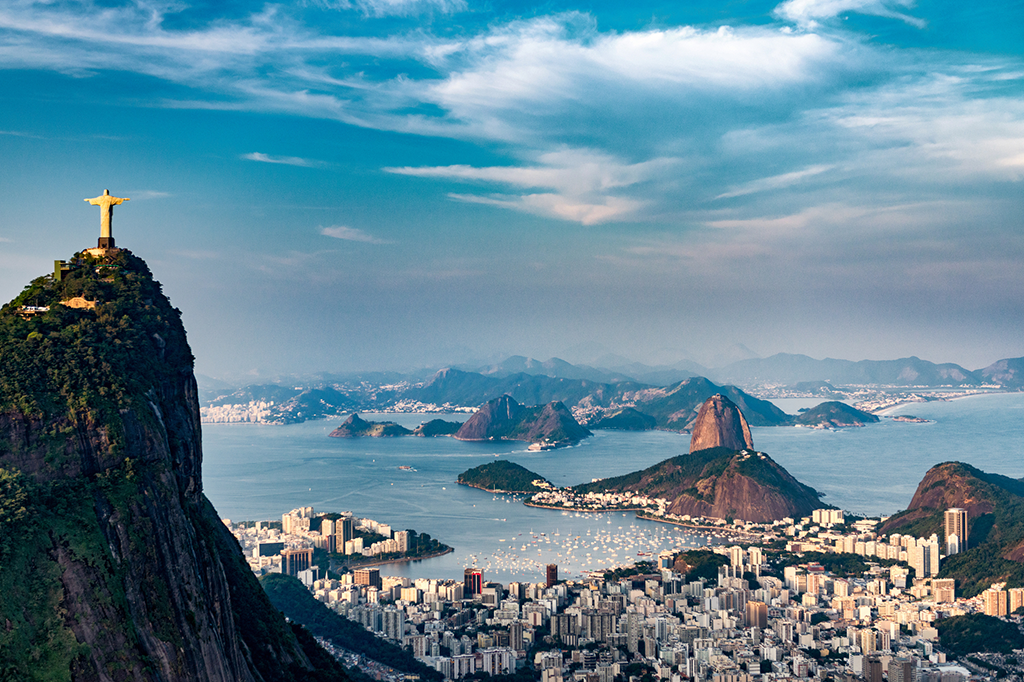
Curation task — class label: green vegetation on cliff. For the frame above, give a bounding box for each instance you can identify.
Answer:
[412,418,463,436]
[672,550,730,582]
[0,250,192,431]
[880,462,1024,596]
[457,460,551,492]
[0,251,352,681]
[936,613,1024,657]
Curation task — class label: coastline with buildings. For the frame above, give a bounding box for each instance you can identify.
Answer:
[234,501,1024,682]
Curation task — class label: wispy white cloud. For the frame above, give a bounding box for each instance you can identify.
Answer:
[0,129,44,138]
[715,165,834,199]
[308,0,467,17]
[242,152,325,167]
[387,150,677,224]
[450,193,644,226]
[0,0,1021,235]
[320,225,390,243]
[774,0,925,29]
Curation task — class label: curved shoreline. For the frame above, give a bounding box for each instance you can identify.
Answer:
[523,501,647,513]
[342,546,454,569]
[458,481,537,495]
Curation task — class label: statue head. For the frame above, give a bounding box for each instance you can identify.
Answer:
[103,189,110,195]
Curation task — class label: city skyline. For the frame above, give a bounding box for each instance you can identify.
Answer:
[0,0,1021,378]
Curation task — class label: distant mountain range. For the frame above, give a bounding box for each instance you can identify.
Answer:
[712,353,995,387]
[198,352,1024,426]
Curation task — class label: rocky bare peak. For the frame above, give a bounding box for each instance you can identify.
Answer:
[454,395,590,446]
[689,394,754,453]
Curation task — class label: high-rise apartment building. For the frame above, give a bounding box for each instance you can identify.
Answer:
[984,587,1008,616]
[1009,587,1024,614]
[932,579,956,603]
[888,657,914,682]
[355,567,382,590]
[464,568,483,596]
[338,516,355,545]
[745,601,768,629]
[944,508,968,555]
[546,564,558,587]
[280,547,313,576]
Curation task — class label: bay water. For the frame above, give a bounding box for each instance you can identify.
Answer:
[201,393,1024,582]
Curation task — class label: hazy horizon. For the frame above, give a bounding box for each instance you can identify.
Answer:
[1,0,1021,378]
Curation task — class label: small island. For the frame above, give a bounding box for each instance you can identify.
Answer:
[457,460,554,493]
[891,414,930,423]
[329,413,412,438]
[454,395,591,447]
[791,401,880,428]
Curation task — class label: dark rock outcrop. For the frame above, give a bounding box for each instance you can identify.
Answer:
[329,414,412,438]
[689,394,754,453]
[574,446,822,523]
[454,395,591,446]
[792,401,879,428]
[0,250,347,681]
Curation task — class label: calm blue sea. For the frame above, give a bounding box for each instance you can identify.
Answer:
[201,393,1024,582]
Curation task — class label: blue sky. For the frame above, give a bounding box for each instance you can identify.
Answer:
[0,0,1021,378]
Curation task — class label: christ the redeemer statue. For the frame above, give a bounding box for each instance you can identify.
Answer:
[85,189,130,249]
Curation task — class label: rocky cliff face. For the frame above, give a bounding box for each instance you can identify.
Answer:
[454,395,591,445]
[0,250,346,681]
[688,394,754,453]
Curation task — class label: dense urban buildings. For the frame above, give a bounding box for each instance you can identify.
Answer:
[228,505,1021,682]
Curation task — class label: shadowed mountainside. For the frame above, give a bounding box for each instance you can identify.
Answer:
[0,250,349,681]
